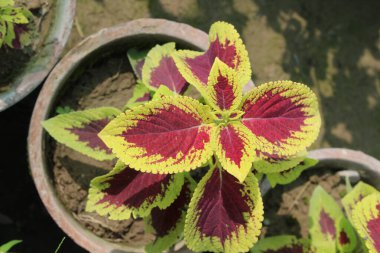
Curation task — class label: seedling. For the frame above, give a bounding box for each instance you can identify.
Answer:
[0,0,33,49]
[43,21,321,253]
[251,181,380,253]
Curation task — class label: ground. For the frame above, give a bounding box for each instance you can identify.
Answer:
[0,0,379,252]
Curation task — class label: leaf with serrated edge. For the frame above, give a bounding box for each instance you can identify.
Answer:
[342,182,377,223]
[174,21,251,96]
[250,235,308,253]
[99,96,215,174]
[352,193,380,253]
[206,57,242,112]
[337,217,358,253]
[266,158,318,187]
[185,167,263,253]
[42,107,121,161]
[144,176,195,253]
[309,186,344,253]
[212,121,256,182]
[86,160,184,220]
[127,47,149,80]
[142,42,188,94]
[241,81,321,160]
[253,150,307,174]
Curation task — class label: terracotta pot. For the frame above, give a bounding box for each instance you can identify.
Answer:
[0,0,76,111]
[28,18,217,253]
[261,147,380,196]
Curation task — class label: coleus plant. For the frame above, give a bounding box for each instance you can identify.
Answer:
[0,0,33,49]
[42,21,321,253]
[251,181,380,253]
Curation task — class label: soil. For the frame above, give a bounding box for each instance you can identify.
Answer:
[48,50,155,246]
[261,169,347,238]
[0,0,52,90]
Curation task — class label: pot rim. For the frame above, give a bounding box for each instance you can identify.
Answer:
[28,18,209,253]
[0,0,76,112]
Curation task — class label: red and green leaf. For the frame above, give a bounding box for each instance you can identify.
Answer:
[206,57,242,112]
[266,158,318,187]
[241,81,321,159]
[342,182,378,223]
[124,81,151,110]
[184,167,263,253]
[309,186,344,253]
[42,107,121,161]
[99,96,215,174]
[253,150,308,174]
[352,193,380,253]
[142,42,188,94]
[250,235,309,253]
[127,47,149,80]
[212,122,256,182]
[174,21,251,95]
[86,161,184,220]
[337,217,358,253]
[144,176,195,253]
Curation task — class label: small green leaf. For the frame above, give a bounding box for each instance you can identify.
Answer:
[56,106,74,115]
[42,107,121,161]
[0,240,22,253]
[266,158,317,187]
[124,81,151,110]
[309,186,344,253]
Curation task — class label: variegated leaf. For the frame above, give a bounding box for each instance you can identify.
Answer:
[144,176,195,253]
[250,235,308,253]
[352,193,380,253]
[124,81,151,110]
[99,96,215,174]
[212,122,256,182]
[206,57,242,112]
[337,217,358,253]
[309,186,344,253]
[42,107,121,161]
[342,182,378,223]
[253,150,308,174]
[127,47,149,79]
[174,21,251,95]
[241,81,321,159]
[142,42,188,94]
[86,161,184,220]
[266,158,318,187]
[185,167,263,253]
